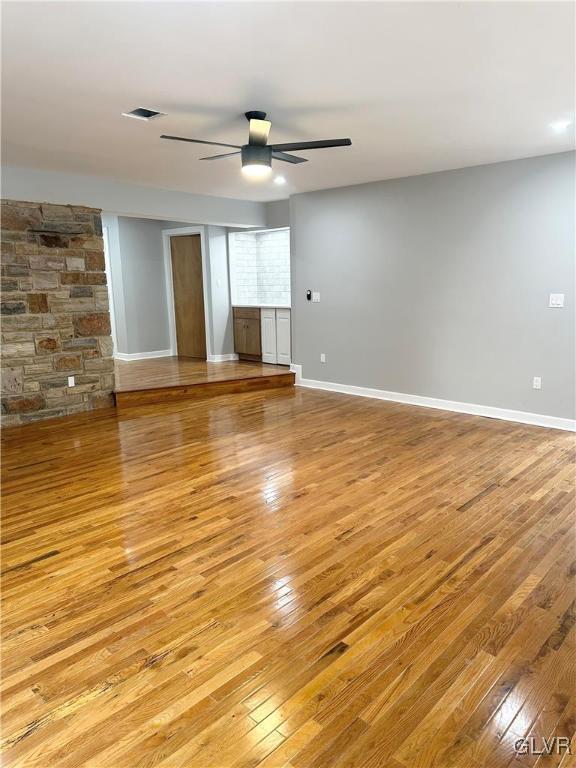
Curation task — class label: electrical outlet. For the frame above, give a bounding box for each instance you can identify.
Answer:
[68,376,75,387]
[533,376,542,390]
[320,353,326,363]
[549,293,565,308]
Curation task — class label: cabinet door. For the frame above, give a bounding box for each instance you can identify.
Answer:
[261,309,277,364]
[244,318,262,357]
[233,317,246,354]
[276,309,291,365]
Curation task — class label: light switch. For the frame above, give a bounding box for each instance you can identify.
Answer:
[320,353,326,363]
[68,376,75,387]
[533,376,542,390]
[312,291,321,303]
[549,293,565,308]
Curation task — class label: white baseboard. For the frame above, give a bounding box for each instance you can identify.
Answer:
[114,349,173,361]
[289,365,575,432]
[207,353,239,363]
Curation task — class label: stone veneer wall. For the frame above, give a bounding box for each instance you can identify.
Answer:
[1,200,115,425]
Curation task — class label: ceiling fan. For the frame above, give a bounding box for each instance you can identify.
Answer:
[161,111,352,178]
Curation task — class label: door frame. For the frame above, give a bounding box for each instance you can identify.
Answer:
[162,226,211,358]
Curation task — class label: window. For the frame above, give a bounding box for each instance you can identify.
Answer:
[228,228,290,307]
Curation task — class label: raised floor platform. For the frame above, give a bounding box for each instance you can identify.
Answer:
[114,356,294,408]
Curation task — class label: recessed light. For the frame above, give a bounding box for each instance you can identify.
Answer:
[122,108,166,121]
[549,120,572,134]
[274,176,287,185]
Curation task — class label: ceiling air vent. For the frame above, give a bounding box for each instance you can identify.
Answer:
[121,107,166,121]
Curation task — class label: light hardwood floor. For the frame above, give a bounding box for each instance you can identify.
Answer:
[1,388,574,767]
[114,357,289,392]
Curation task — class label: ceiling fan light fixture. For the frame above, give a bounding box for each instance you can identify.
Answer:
[241,145,272,179]
[242,164,272,178]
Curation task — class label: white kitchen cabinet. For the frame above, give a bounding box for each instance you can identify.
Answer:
[276,309,291,365]
[261,309,277,364]
[260,308,291,365]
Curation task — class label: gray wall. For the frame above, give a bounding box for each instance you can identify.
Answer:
[291,152,575,419]
[115,217,171,354]
[266,199,290,229]
[204,226,235,356]
[2,166,267,227]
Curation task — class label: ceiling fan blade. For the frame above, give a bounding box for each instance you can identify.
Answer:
[199,152,241,161]
[272,151,307,164]
[161,135,241,149]
[248,119,271,146]
[268,138,352,152]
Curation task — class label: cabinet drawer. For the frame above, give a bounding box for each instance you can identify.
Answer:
[233,307,261,320]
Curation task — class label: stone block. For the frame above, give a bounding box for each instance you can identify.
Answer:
[35,336,60,354]
[43,314,73,329]
[92,215,103,237]
[1,367,23,395]
[39,377,69,390]
[2,341,36,358]
[50,298,96,314]
[60,272,107,286]
[32,271,59,289]
[90,393,115,410]
[38,233,69,249]
[84,252,105,271]
[41,204,73,220]
[4,264,30,277]
[73,382,100,394]
[27,294,49,313]
[98,337,114,358]
[75,374,100,385]
[29,254,65,270]
[23,380,41,392]
[54,354,82,371]
[2,393,45,413]
[15,242,39,256]
[65,393,84,405]
[18,278,33,291]
[66,256,85,271]
[69,236,103,250]
[24,361,54,375]
[84,357,114,372]
[1,315,43,330]
[1,278,18,291]
[1,203,42,231]
[72,313,111,337]
[62,337,98,351]
[100,373,115,390]
[1,414,21,426]
[34,222,87,235]
[70,286,93,298]
[1,301,26,315]
[45,388,68,401]
[21,408,64,423]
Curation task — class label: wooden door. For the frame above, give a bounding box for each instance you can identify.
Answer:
[170,235,206,358]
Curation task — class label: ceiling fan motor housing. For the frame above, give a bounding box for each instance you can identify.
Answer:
[241,144,272,169]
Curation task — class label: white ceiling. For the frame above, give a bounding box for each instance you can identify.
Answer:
[2,1,574,202]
